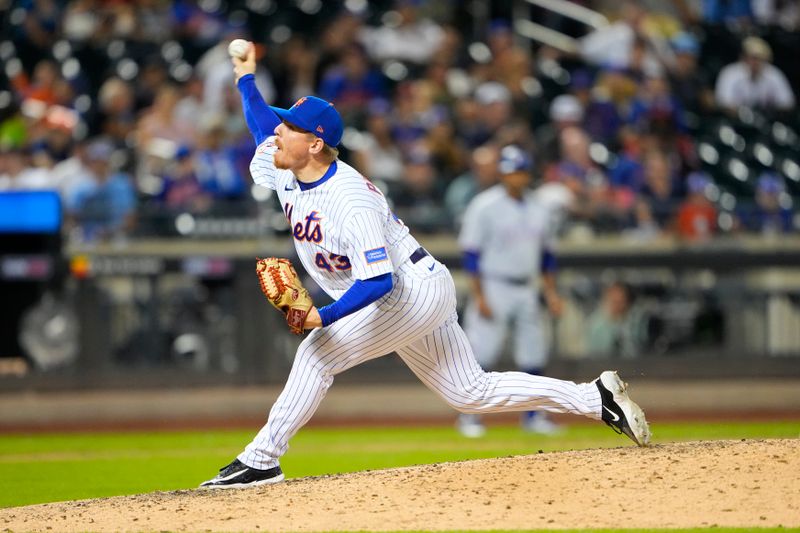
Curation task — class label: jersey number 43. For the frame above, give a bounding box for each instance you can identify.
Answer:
[315,253,351,272]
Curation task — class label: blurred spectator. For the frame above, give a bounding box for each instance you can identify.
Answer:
[318,44,387,121]
[700,0,753,25]
[583,67,637,144]
[485,20,535,106]
[533,177,576,237]
[12,0,61,66]
[392,145,447,231]
[626,150,681,240]
[63,139,136,242]
[452,96,486,150]
[0,147,55,190]
[51,139,92,195]
[422,105,465,182]
[545,126,631,230]
[34,122,74,164]
[568,69,594,110]
[627,72,687,137]
[420,59,456,107]
[61,0,99,42]
[170,0,228,52]
[675,171,717,241]
[389,79,445,151]
[474,81,513,143]
[193,116,247,200]
[352,100,405,185]
[665,32,715,114]
[134,58,171,111]
[11,59,62,106]
[359,0,445,65]
[93,77,137,144]
[430,24,465,68]
[737,173,794,234]
[316,11,364,82]
[627,36,665,80]
[445,144,500,227]
[173,76,205,131]
[633,149,680,234]
[157,146,211,214]
[535,94,584,170]
[135,84,195,153]
[586,281,647,359]
[278,36,321,104]
[493,118,537,159]
[714,36,795,112]
[139,1,176,41]
[752,0,800,30]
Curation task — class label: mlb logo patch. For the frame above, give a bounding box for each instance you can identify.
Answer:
[364,247,388,264]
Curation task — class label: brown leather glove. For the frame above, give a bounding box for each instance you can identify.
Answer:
[256,257,314,335]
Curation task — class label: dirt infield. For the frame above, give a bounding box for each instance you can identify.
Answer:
[2,439,798,532]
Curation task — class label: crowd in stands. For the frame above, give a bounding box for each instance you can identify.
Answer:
[0,0,798,243]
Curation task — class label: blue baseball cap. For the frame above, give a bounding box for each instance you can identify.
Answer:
[498,145,532,174]
[687,171,712,193]
[671,32,699,56]
[757,172,784,194]
[271,96,343,147]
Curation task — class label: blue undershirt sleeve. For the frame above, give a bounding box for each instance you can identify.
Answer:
[317,273,393,327]
[463,250,480,275]
[541,248,557,273]
[236,74,280,145]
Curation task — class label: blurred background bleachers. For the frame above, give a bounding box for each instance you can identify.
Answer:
[1,0,800,390]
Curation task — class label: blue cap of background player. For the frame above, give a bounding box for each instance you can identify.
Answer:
[757,172,785,194]
[271,96,344,147]
[671,32,699,56]
[687,171,712,193]
[498,145,532,174]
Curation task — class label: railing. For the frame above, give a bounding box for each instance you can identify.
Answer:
[511,0,608,53]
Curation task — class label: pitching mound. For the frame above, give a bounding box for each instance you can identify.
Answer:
[2,439,798,532]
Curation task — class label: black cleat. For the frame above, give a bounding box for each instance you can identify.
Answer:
[596,371,651,446]
[200,459,284,489]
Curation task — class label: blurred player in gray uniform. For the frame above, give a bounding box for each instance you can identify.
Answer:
[457,145,564,437]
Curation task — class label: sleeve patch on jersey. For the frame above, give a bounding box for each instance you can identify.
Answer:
[364,247,389,264]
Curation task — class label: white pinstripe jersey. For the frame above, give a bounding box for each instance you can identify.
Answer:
[250,135,422,299]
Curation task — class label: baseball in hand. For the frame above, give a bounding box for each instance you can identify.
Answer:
[228,39,250,59]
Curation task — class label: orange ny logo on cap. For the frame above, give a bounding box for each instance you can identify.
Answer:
[292,97,307,108]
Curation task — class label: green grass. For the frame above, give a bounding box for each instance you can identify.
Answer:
[0,420,798,509]
[370,527,800,533]
[372,530,798,533]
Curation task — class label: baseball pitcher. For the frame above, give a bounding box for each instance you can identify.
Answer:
[200,42,650,489]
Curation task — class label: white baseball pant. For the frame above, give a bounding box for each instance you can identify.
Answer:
[239,258,602,469]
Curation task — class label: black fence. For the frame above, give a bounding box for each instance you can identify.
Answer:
[2,234,800,391]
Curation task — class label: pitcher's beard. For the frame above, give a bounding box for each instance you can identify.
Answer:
[273,150,289,170]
